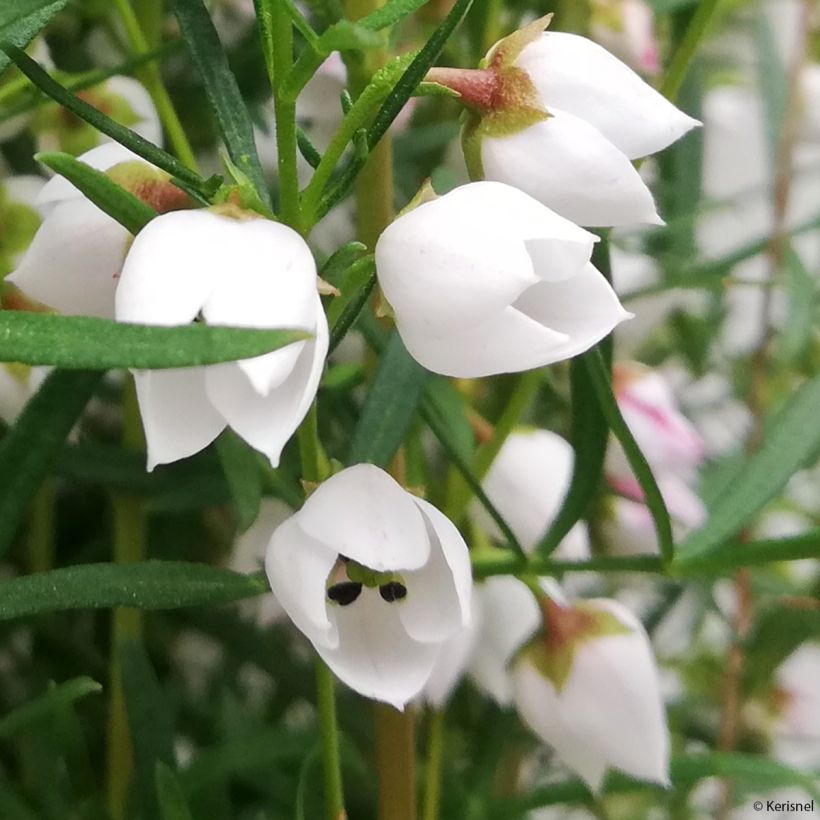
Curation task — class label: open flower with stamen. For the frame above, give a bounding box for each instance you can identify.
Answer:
[115,208,328,470]
[265,464,472,709]
[375,181,631,377]
[511,595,670,790]
[430,19,698,227]
[8,143,191,319]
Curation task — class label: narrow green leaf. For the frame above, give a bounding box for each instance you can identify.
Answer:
[174,0,271,207]
[584,349,675,563]
[0,561,267,621]
[0,369,103,559]
[0,312,308,369]
[36,151,157,234]
[156,763,194,820]
[536,353,608,556]
[2,44,212,193]
[0,677,102,739]
[777,247,816,362]
[677,373,820,563]
[216,429,263,532]
[348,330,429,467]
[328,268,376,354]
[0,0,69,75]
[121,639,175,820]
[356,0,430,30]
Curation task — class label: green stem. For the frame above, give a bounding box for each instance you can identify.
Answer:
[471,551,664,579]
[375,704,417,820]
[106,378,147,820]
[297,402,330,484]
[422,709,445,820]
[660,0,721,101]
[28,478,55,574]
[266,1,300,229]
[446,370,542,523]
[316,660,346,820]
[112,0,199,170]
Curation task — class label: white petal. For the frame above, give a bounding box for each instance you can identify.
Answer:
[37,142,144,206]
[469,576,540,704]
[397,305,570,378]
[318,587,441,709]
[200,216,317,394]
[297,464,430,572]
[396,499,472,643]
[514,263,632,360]
[518,32,699,160]
[105,75,162,146]
[4,175,45,208]
[204,297,328,467]
[376,189,538,333]
[8,198,130,318]
[265,514,339,646]
[481,109,663,227]
[133,368,226,470]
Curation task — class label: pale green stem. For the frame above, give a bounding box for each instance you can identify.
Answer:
[375,705,417,820]
[446,370,542,523]
[112,0,198,170]
[660,0,722,101]
[297,402,330,484]
[422,709,446,820]
[316,660,346,820]
[106,378,147,820]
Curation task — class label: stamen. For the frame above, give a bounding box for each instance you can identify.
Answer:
[379,582,407,603]
[327,581,362,606]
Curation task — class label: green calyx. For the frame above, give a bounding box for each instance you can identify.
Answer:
[345,559,403,589]
[519,600,632,693]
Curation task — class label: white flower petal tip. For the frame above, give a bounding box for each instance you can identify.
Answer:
[264,465,473,708]
[510,597,670,790]
[376,182,629,377]
[113,209,326,468]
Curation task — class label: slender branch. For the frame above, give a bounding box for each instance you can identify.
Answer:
[375,705,417,820]
[422,709,446,820]
[660,0,721,101]
[316,660,346,820]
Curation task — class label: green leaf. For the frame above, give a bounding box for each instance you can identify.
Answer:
[777,247,817,362]
[36,151,157,234]
[216,429,263,532]
[348,330,429,467]
[677,374,820,563]
[0,311,309,369]
[327,262,376,355]
[584,349,675,563]
[0,0,69,76]
[157,763,195,820]
[0,561,267,621]
[536,353,608,556]
[0,369,103,559]
[121,639,175,820]
[2,44,214,194]
[0,677,102,739]
[174,0,271,208]
[356,0,431,30]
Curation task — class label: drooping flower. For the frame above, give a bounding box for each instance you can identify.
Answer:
[265,464,472,709]
[511,595,670,790]
[375,181,631,377]
[431,20,698,227]
[8,143,190,319]
[115,208,328,470]
[472,428,589,559]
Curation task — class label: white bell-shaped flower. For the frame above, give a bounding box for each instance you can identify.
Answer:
[265,464,472,709]
[455,24,698,227]
[375,181,630,377]
[115,209,328,469]
[473,428,589,559]
[511,596,670,790]
[7,143,182,319]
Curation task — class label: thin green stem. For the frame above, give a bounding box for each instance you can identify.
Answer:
[106,377,147,820]
[297,402,330,483]
[661,0,722,101]
[112,0,199,170]
[266,1,301,228]
[422,709,446,820]
[375,704,417,820]
[471,551,664,579]
[316,660,346,820]
[301,83,391,230]
[27,478,55,574]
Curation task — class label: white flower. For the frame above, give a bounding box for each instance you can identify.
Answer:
[590,0,660,75]
[511,596,670,790]
[375,181,631,377]
[265,464,472,709]
[473,428,589,559]
[7,143,180,319]
[115,209,328,469]
[0,364,48,425]
[457,25,698,227]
